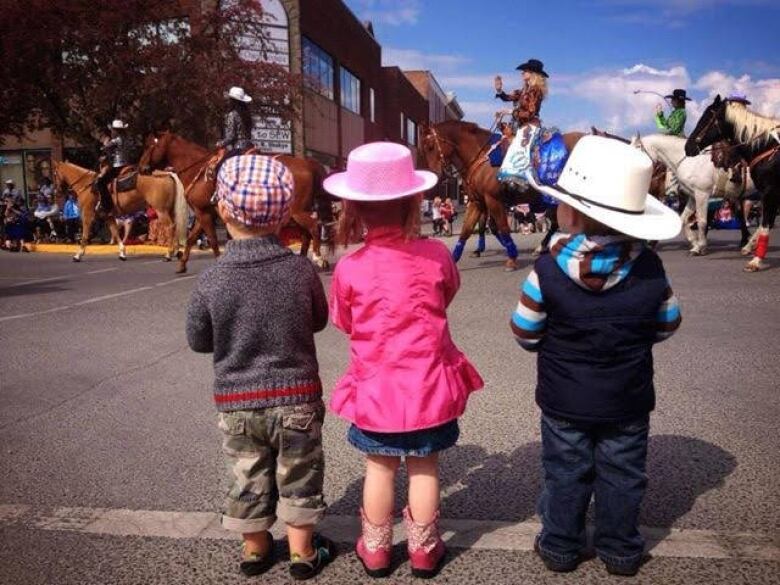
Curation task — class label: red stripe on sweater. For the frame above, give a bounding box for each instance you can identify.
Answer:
[215,382,321,404]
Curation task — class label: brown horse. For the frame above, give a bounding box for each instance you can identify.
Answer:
[419,120,584,270]
[139,131,334,273]
[53,160,187,263]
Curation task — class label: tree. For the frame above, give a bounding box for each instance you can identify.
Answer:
[0,0,298,154]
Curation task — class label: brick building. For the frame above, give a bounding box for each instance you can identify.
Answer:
[0,0,462,200]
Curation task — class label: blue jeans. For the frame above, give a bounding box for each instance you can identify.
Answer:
[537,413,650,569]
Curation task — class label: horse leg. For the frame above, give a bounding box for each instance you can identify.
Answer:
[292,212,325,268]
[745,189,776,272]
[200,209,221,259]
[692,190,709,256]
[679,197,696,253]
[155,210,176,261]
[453,200,482,262]
[733,196,751,249]
[74,207,94,262]
[176,214,202,274]
[485,195,518,271]
[470,210,487,258]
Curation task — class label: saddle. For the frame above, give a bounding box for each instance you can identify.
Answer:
[114,167,138,193]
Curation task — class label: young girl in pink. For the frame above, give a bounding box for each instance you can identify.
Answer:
[324,142,484,579]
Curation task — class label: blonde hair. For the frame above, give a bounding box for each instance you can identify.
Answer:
[337,196,421,247]
[526,72,549,98]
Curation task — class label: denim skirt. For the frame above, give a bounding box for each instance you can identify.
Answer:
[348,420,459,457]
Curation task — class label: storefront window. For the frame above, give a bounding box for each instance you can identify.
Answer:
[407,118,417,146]
[0,148,51,204]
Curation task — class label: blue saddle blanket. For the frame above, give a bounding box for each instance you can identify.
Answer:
[536,130,569,206]
[487,133,504,167]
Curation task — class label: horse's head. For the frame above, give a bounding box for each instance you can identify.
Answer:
[686,95,729,157]
[419,123,457,178]
[139,130,173,173]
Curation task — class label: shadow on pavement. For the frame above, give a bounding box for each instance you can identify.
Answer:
[0,282,70,298]
[328,433,735,566]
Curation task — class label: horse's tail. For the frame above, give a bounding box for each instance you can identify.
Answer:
[169,172,188,248]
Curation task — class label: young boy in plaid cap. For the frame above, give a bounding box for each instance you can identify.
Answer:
[186,155,335,580]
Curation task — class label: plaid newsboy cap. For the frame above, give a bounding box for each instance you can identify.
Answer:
[216,155,294,228]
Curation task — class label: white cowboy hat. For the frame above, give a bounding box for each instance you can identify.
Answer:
[227,86,252,103]
[5,178,14,184]
[323,142,438,201]
[109,119,128,129]
[529,135,682,241]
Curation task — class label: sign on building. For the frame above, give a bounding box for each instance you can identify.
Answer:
[249,0,293,154]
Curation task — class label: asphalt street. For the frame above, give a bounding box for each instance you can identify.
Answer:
[0,226,778,584]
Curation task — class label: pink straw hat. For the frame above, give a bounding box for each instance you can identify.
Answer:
[323,142,438,201]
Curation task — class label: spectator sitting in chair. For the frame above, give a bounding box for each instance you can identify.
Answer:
[33,179,60,240]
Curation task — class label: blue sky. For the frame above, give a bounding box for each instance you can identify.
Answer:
[343,0,780,135]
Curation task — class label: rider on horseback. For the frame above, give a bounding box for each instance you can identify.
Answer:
[216,86,254,160]
[494,58,548,187]
[655,88,690,137]
[96,120,131,212]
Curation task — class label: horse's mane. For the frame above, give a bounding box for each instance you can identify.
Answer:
[725,102,780,149]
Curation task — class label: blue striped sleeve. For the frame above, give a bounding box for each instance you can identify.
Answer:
[655,278,682,342]
[510,269,547,351]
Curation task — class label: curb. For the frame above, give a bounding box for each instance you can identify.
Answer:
[28,242,303,256]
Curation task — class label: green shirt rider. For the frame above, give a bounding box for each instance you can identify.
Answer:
[655,88,691,137]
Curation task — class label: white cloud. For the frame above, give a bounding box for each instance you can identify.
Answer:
[382,48,471,71]
[349,0,421,26]
[566,64,693,132]
[695,72,780,117]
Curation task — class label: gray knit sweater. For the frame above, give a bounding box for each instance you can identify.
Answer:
[185,236,328,412]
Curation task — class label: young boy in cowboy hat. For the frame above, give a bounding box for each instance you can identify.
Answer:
[512,136,683,576]
[186,154,336,580]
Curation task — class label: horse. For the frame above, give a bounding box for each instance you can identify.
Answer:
[419,120,584,270]
[139,131,334,274]
[685,95,780,271]
[52,160,187,263]
[630,133,756,256]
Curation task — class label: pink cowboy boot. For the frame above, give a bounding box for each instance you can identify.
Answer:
[356,509,393,578]
[404,507,445,579]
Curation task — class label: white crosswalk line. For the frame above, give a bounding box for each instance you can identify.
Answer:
[0,504,777,562]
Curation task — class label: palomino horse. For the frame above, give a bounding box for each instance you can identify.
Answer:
[419,120,584,270]
[686,95,780,271]
[139,131,333,274]
[52,160,187,263]
[631,133,756,256]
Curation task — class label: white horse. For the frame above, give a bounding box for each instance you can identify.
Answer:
[630,133,756,256]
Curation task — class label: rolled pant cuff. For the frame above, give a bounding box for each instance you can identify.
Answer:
[598,550,644,568]
[221,513,276,533]
[277,499,326,527]
[536,535,580,564]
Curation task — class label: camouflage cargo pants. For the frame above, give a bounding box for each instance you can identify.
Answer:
[218,400,326,533]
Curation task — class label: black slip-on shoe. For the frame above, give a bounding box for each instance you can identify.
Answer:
[289,533,337,581]
[239,533,275,577]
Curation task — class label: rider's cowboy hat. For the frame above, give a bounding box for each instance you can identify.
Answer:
[5,178,14,184]
[323,142,438,201]
[226,86,252,103]
[109,119,128,129]
[516,58,549,78]
[665,89,692,102]
[726,93,751,105]
[528,135,682,241]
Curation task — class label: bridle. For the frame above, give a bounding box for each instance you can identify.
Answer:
[425,125,494,186]
[145,133,218,178]
[692,106,728,152]
[53,162,93,197]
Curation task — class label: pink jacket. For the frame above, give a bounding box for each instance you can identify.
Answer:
[329,227,484,432]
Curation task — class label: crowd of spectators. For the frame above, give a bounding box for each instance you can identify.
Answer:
[1,178,171,252]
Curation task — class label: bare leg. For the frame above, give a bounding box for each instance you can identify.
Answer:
[406,454,440,525]
[364,455,401,524]
[287,524,315,558]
